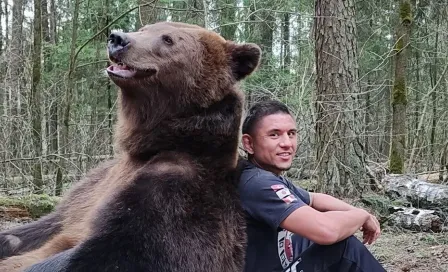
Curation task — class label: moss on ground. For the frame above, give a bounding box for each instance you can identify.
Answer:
[0,194,61,219]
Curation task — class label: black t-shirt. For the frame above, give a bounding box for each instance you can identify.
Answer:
[239,161,312,272]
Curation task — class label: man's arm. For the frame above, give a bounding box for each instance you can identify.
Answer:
[280,206,370,245]
[306,192,381,245]
[309,192,356,212]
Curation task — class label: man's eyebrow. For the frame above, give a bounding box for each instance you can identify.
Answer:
[266,128,297,133]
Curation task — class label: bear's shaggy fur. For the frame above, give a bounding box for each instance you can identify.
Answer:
[0,21,261,271]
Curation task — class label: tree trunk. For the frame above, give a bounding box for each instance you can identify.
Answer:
[389,0,412,173]
[218,0,236,40]
[429,13,439,170]
[282,12,290,71]
[49,0,57,43]
[31,0,43,192]
[384,174,448,211]
[41,0,50,43]
[47,0,58,194]
[365,78,371,156]
[259,11,274,67]
[57,0,80,195]
[381,3,396,158]
[0,0,3,113]
[4,0,8,43]
[5,0,24,160]
[0,0,3,54]
[314,0,368,197]
[412,45,420,158]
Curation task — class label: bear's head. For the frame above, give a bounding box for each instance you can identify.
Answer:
[106,21,261,109]
[105,22,261,159]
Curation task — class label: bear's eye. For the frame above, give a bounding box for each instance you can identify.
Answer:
[162,35,174,45]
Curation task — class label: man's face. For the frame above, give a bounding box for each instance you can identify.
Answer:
[242,113,298,175]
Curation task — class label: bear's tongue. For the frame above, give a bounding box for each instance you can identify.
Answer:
[107,63,137,78]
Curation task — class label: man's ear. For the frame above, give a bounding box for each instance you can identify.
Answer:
[227,42,262,81]
[241,134,254,155]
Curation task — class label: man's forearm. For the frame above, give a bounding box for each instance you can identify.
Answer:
[310,193,356,212]
[324,208,370,243]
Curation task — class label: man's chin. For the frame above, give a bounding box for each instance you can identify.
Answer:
[276,163,293,172]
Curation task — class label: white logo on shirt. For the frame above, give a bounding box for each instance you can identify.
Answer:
[271,185,298,204]
[277,229,294,269]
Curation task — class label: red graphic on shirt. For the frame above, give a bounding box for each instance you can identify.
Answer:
[282,195,297,204]
[284,235,293,262]
[271,184,285,191]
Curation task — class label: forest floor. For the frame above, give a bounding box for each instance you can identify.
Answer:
[357,228,448,271]
[0,218,446,271]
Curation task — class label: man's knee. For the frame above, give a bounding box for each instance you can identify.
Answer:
[343,235,385,271]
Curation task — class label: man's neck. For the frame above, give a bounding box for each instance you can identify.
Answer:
[248,158,282,176]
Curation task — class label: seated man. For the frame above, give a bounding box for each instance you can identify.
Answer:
[239,99,386,272]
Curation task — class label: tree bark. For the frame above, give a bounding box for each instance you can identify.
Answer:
[49,0,57,43]
[381,2,396,158]
[5,0,24,158]
[0,0,3,113]
[41,0,50,43]
[429,12,439,170]
[389,0,412,173]
[57,0,80,195]
[314,0,368,197]
[282,12,290,71]
[31,0,44,192]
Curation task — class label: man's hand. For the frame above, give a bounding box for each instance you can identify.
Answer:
[360,214,381,245]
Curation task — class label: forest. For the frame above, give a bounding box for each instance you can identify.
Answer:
[0,0,447,270]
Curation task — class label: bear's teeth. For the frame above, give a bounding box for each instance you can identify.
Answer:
[115,63,131,70]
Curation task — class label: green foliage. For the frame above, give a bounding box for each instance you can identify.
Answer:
[0,194,61,219]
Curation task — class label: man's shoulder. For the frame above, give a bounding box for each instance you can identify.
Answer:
[239,160,285,190]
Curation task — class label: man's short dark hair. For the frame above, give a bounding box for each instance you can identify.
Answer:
[242,100,291,136]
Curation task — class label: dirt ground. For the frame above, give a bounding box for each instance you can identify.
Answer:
[1,219,447,271]
[360,227,448,272]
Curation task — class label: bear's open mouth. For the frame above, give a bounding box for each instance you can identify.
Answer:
[107,60,157,79]
[107,62,138,78]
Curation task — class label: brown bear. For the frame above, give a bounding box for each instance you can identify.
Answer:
[0,21,261,271]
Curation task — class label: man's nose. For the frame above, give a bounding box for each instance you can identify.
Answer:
[279,135,292,147]
[107,32,130,59]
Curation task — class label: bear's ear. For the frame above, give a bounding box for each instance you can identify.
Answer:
[228,42,262,81]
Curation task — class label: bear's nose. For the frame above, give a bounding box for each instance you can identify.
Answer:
[107,32,130,59]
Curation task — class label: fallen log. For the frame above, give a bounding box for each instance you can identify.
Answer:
[383,174,448,211]
[0,207,30,219]
[387,206,443,232]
